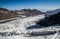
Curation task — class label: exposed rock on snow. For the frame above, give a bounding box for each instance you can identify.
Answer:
[0,15,45,36]
[27,31,57,36]
[0,14,60,39]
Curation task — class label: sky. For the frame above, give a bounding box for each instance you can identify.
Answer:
[0,0,60,11]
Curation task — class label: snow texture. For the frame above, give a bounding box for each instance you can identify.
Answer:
[0,15,60,39]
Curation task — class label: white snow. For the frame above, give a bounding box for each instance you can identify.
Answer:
[0,15,45,32]
[0,36,27,39]
[0,14,60,39]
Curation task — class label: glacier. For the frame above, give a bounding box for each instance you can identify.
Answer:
[0,14,60,39]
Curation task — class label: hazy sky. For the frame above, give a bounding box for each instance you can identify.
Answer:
[0,0,60,11]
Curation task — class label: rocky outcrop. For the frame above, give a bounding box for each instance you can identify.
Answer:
[0,8,18,20]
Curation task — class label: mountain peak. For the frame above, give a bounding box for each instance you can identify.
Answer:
[0,7,9,11]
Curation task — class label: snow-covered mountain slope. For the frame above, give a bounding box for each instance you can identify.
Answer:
[0,15,45,34]
[46,9,60,15]
[0,14,60,39]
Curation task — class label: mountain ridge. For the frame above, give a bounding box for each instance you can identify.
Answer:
[0,8,47,20]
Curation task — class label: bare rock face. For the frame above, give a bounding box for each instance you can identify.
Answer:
[0,8,18,20]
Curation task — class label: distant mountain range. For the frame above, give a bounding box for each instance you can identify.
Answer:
[0,7,60,20]
[0,8,46,20]
[46,9,60,15]
[15,9,44,17]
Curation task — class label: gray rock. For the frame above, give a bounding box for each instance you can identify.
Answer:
[27,31,57,36]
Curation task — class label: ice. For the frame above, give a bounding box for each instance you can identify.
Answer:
[0,14,60,39]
